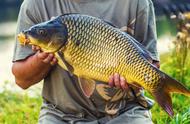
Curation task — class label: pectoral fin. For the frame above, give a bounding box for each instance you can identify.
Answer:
[152,89,173,117]
[78,78,96,98]
[56,51,74,76]
[55,52,68,71]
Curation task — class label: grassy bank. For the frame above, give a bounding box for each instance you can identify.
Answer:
[151,94,190,124]
[1,87,190,124]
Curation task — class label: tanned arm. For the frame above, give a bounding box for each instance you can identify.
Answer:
[12,46,57,89]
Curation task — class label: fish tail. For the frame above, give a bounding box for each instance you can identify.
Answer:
[152,73,190,117]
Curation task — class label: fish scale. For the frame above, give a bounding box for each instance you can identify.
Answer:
[18,14,190,116]
[62,15,156,88]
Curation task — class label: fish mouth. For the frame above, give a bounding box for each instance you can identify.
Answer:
[17,32,30,46]
[17,32,66,53]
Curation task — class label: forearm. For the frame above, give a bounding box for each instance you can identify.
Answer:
[12,53,52,89]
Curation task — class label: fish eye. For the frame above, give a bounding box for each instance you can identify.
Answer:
[38,29,47,36]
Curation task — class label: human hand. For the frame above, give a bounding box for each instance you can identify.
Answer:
[32,45,57,65]
[152,61,160,69]
[108,73,129,90]
[108,61,160,90]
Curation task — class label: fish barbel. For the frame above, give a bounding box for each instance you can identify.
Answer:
[17,14,190,117]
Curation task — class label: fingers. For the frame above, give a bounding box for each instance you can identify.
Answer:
[43,53,54,63]
[120,76,128,90]
[36,51,48,60]
[108,73,129,90]
[32,45,57,66]
[36,51,57,65]
[114,73,120,88]
[153,61,160,69]
[50,57,58,65]
[32,45,41,51]
[108,75,114,87]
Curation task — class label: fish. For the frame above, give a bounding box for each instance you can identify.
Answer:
[17,14,190,117]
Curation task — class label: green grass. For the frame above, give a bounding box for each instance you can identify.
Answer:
[151,94,190,124]
[1,87,190,124]
[0,90,42,124]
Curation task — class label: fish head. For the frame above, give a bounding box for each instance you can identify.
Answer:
[17,17,68,52]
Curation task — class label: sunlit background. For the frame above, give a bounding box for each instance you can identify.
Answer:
[0,0,190,123]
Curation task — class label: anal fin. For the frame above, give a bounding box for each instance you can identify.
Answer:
[152,89,174,117]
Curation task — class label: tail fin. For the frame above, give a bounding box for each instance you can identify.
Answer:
[152,73,190,117]
[163,74,190,96]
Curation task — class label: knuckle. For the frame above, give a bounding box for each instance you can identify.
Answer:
[108,82,113,86]
[47,55,53,61]
[114,81,120,87]
[114,73,119,78]
[108,75,114,86]
[38,53,47,59]
[42,59,48,63]
[53,58,58,62]
[121,82,125,87]
[109,76,113,80]
[114,78,119,84]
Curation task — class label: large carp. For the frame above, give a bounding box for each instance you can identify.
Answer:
[17,14,190,117]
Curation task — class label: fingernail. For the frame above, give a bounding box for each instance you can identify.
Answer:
[120,77,125,81]
[114,73,119,77]
[53,58,57,61]
[48,53,53,57]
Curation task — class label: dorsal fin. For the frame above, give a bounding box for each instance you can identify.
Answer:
[61,13,80,17]
[102,20,117,28]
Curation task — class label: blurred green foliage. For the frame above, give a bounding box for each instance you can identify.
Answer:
[0,89,42,124]
[156,17,177,37]
[150,51,190,124]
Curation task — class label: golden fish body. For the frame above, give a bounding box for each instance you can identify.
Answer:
[17,14,190,116]
[60,15,160,91]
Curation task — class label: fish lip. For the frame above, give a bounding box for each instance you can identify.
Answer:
[17,32,30,45]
